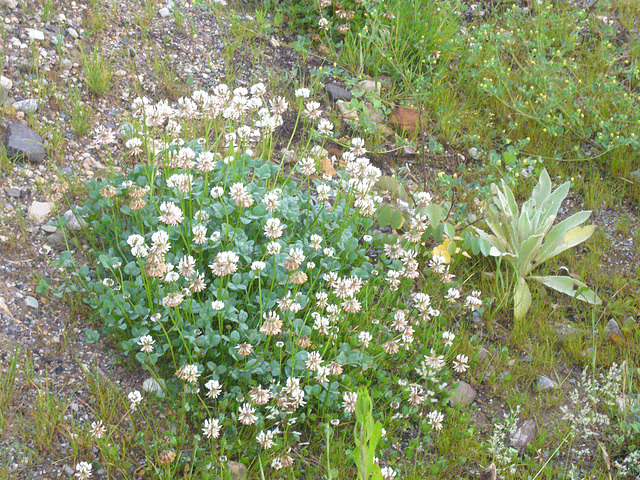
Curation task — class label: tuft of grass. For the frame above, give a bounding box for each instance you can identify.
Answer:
[81,46,113,96]
[66,87,94,138]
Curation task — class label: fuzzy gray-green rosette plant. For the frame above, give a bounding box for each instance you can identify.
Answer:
[475,168,601,321]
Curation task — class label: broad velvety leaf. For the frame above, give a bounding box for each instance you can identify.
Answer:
[536,213,594,266]
[530,275,601,305]
[513,277,532,321]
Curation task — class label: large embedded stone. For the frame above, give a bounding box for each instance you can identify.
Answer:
[4,123,46,164]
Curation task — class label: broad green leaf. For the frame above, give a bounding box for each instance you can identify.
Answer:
[418,204,443,227]
[376,175,407,200]
[539,181,570,221]
[515,233,544,276]
[529,275,601,305]
[443,222,455,241]
[513,277,532,321]
[535,211,593,265]
[531,168,552,208]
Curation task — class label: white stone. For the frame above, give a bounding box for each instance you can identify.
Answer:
[158,7,170,17]
[26,28,45,41]
[0,75,12,90]
[28,201,54,223]
[13,98,39,114]
[358,79,382,94]
[142,377,165,395]
[24,295,39,309]
[63,209,87,230]
[0,0,18,8]
[67,27,78,39]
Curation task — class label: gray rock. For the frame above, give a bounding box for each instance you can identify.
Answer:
[0,75,11,106]
[470,409,491,430]
[63,209,87,230]
[0,0,19,8]
[449,381,477,407]
[13,98,39,114]
[5,188,21,198]
[630,169,640,182]
[46,231,66,247]
[24,296,39,309]
[536,374,557,390]
[158,7,171,17]
[357,79,383,94]
[26,28,45,41]
[5,123,46,164]
[226,461,247,480]
[477,346,490,361]
[402,145,416,156]
[41,224,57,233]
[28,201,54,223]
[509,419,537,450]
[60,58,73,70]
[553,321,581,339]
[325,83,352,102]
[605,318,623,338]
[66,27,79,39]
[17,60,35,74]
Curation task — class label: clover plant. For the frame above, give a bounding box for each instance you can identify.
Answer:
[55,86,483,474]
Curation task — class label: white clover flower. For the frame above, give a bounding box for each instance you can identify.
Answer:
[127,234,145,248]
[176,364,200,383]
[256,429,276,449]
[381,466,397,479]
[262,190,280,211]
[445,287,461,303]
[316,184,332,200]
[251,82,267,96]
[295,87,311,98]
[210,186,224,199]
[238,403,258,425]
[158,202,184,226]
[317,118,334,136]
[128,390,143,411]
[342,391,358,413]
[358,331,373,348]
[319,17,329,30]
[264,218,285,239]
[90,420,106,439]
[442,331,455,347]
[427,410,444,430]
[205,379,222,398]
[304,101,322,120]
[75,461,92,479]
[453,354,469,373]
[138,335,155,353]
[209,251,239,276]
[251,261,266,271]
[211,300,225,311]
[203,418,222,439]
[309,234,323,250]
[267,241,281,255]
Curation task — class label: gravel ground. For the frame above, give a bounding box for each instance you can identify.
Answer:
[0,0,310,477]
